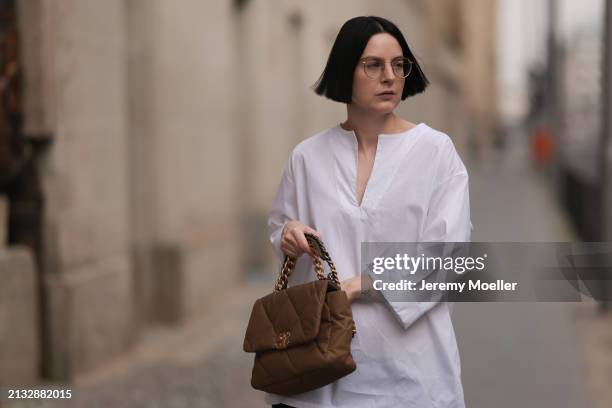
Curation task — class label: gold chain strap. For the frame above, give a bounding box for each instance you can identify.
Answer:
[307,234,341,286]
[274,232,340,291]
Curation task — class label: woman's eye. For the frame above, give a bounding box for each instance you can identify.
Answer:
[366,62,382,69]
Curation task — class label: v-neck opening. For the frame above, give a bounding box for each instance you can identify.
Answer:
[355,140,380,208]
[335,123,424,211]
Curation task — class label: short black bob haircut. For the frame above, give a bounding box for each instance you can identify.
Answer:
[313,16,429,103]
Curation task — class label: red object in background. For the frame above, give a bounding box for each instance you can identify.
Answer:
[531,125,554,166]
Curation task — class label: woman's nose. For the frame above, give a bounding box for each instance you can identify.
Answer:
[382,62,395,82]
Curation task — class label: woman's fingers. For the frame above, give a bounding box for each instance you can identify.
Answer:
[294,229,314,257]
[304,226,322,240]
[282,233,298,257]
[282,229,307,258]
[304,229,323,257]
[280,221,324,258]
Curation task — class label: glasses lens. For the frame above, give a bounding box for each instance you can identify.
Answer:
[362,58,413,79]
[364,59,383,79]
[393,58,412,78]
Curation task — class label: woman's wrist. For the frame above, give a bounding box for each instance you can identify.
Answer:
[359,275,384,302]
[341,276,362,303]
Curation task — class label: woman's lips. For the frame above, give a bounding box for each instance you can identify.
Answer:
[377,92,395,99]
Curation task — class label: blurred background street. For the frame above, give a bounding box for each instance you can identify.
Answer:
[1,0,612,407]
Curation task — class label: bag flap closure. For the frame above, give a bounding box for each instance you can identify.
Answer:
[243,279,330,353]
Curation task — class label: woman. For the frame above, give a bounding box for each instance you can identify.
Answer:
[267,16,471,408]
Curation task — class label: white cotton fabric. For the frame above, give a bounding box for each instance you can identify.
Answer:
[266,123,472,408]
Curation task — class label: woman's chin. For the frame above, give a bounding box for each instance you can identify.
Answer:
[352,99,398,114]
[370,102,398,114]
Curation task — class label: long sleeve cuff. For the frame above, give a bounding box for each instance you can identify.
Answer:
[269,220,288,264]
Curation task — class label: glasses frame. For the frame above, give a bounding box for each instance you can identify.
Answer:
[359,56,413,80]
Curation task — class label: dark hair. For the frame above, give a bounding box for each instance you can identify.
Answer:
[312,16,429,103]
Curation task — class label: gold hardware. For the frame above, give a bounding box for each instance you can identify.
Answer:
[275,331,291,349]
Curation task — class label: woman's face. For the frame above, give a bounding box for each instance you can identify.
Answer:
[351,33,405,114]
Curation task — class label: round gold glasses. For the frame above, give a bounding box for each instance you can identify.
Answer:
[359,57,413,80]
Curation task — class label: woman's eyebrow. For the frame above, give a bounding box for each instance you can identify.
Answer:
[362,55,404,60]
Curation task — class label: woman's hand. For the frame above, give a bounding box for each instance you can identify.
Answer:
[340,276,362,303]
[281,220,323,258]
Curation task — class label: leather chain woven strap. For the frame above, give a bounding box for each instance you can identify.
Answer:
[274,232,341,291]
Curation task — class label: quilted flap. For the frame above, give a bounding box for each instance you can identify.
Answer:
[243,280,329,353]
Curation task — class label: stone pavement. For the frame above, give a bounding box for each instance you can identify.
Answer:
[4,282,270,408]
[573,304,612,408]
[452,130,609,408]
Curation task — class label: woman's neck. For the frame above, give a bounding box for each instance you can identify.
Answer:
[341,109,405,149]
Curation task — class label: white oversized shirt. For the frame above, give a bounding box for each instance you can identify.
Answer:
[266,123,472,408]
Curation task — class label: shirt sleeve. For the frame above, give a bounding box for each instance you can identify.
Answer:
[267,151,299,263]
[384,137,472,329]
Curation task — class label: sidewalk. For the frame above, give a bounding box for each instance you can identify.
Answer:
[5,282,270,408]
[453,129,609,408]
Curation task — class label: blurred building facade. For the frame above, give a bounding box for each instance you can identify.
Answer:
[517,0,610,244]
[0,0,497,385]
